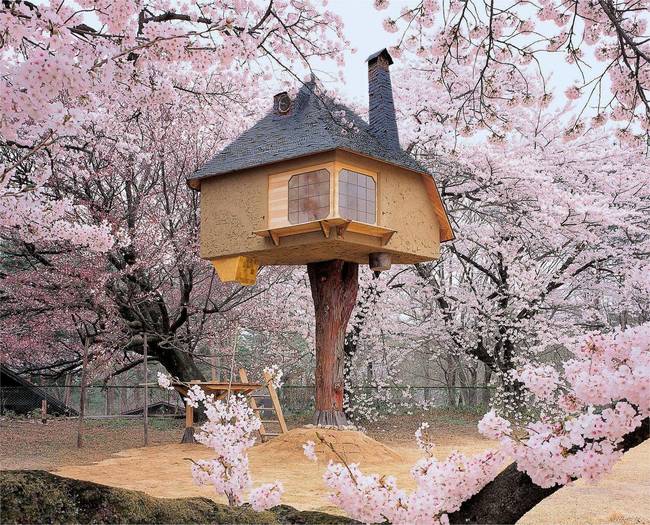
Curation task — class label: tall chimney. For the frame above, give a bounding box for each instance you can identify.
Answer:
[366,48,400,150]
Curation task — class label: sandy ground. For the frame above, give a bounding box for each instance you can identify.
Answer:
[53,427,491,517]
[3,414,649,523]
[52,428,650,524]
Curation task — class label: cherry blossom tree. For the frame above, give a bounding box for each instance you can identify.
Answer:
[1,0,347,248]
[1,0,346,381]
[307,323,650,524]
[167,383,284,509]
[375,0,649,143]
[0,82,306,384]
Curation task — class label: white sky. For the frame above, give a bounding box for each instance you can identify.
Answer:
[317,0,403,106]
[317,1,584,116]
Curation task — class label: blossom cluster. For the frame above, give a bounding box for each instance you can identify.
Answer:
[263,365,284,389]
[321,446,504,524]
[156,372,174,391]
[303,440,318,462]
[478,324,650,488]
[190,393,260,505]
[512,364,559,401]
[189,391,284,509]
[415,422,436,455]
[376,0,650,140]
[249,481,284,511]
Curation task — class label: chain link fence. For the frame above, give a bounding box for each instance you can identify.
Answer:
[0,385,184,419]
[278,385,493,416]
[1,383,492,420]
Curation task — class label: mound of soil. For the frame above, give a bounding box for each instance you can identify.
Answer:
[256,427,403,464]
[0,470,357,524]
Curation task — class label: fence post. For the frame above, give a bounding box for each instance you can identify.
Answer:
[211,353,217,381]
[105,378,113,416]
[41,399,47,424]
[63,373,72,408]
[143,332,149,447]
[77,338,89,448]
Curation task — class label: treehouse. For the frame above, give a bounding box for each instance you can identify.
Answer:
[189,48,453,426]
[188,49,453,286]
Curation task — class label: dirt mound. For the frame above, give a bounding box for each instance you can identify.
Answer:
[255,427,403,465]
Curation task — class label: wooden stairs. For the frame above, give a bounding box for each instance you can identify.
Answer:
[239,368,288,442]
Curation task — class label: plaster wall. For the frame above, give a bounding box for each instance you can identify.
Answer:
[335,150,440,258]
[199,150,441,264]
[200,152,335,260]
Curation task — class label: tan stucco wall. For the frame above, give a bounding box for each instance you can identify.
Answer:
[200,170,267,260]
[335,150,440,259]
[199,149,441,265]
[200,152,336,260]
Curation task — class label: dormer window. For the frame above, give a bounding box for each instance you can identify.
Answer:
[338,169,376,224]
[288,169,330,224]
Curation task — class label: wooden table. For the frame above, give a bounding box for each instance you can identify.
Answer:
[172,381,262,443]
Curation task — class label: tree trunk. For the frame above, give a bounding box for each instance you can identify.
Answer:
[149,344,205,383]
[307,260,359,427]
[481,365,492,406]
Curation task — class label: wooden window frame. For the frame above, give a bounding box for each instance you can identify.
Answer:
[337,168,377,225]
[287,168,331,225]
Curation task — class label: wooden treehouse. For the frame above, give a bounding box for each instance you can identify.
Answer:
[189,49,453,426]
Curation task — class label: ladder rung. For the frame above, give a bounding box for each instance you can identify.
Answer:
[251,407,275,412]
[263,432,280,436]
[251,394,270,398]
[261,420,278,424]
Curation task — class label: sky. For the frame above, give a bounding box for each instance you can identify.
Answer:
[318,0,404,106]
[311,0,580,114]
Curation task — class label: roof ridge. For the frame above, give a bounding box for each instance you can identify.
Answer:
[189,79,431,181]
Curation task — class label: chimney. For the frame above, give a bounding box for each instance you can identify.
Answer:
[366,48,400,150]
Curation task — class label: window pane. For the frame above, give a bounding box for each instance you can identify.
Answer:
[287,169,330,224]
[338,169,376,224]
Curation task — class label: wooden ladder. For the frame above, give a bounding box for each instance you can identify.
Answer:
[239,368,288,442]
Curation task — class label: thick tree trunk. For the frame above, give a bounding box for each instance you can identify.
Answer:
[449,417,649,524]
[307,260,359,427]
[152,343,205,383]
[152,341,205,437]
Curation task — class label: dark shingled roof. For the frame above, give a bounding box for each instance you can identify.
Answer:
[189,79,431,182]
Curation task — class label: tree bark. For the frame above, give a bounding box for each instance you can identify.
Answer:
[149,342,205,383]
[307,260,359,427]
[449,417,650,524]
